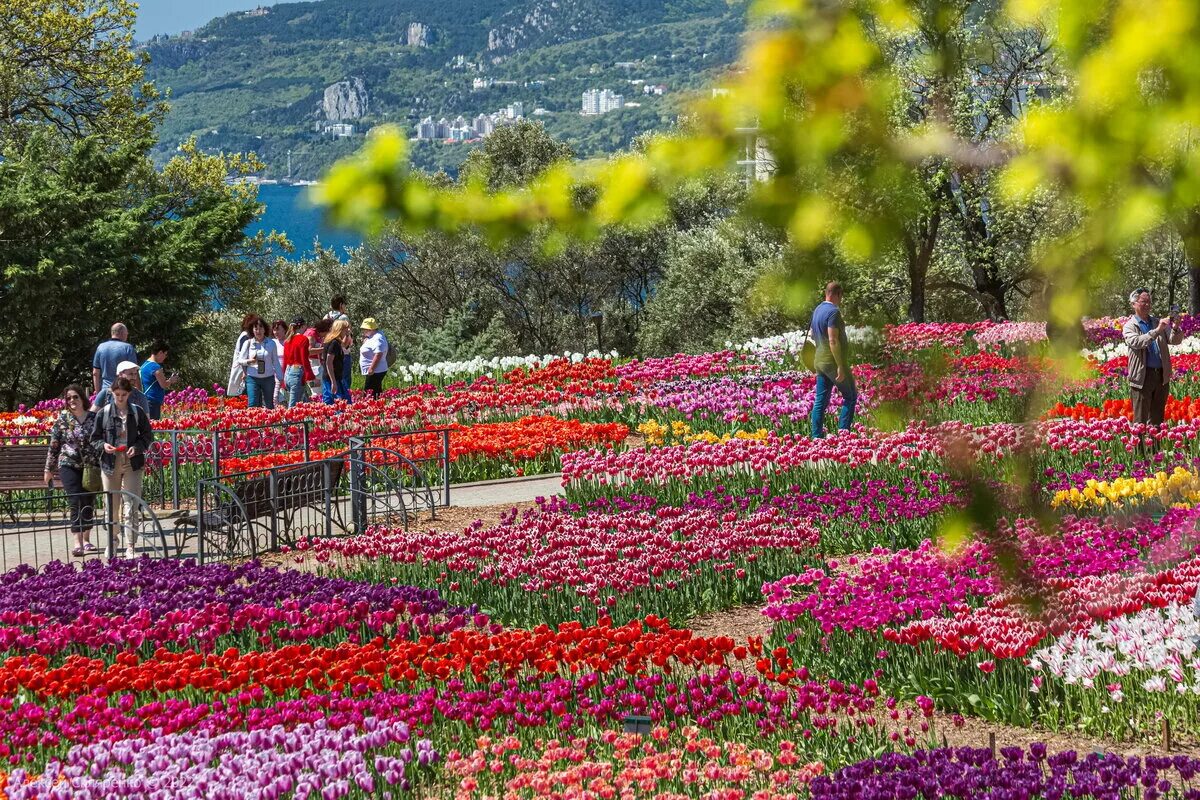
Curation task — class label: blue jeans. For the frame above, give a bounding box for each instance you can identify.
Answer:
[322,375,351,405]
[246,375,275,409]
[285,366,308,407]
[147,397,163,420]
[811,371,857,438]
[341,354,352,397]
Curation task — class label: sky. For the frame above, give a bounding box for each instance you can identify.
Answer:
[134,0,260,38]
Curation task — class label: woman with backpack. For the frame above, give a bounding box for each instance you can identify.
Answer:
[90,377,154,559]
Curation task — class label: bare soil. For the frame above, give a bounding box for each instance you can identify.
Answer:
[688,605,773,641]
[938,711,1200,758]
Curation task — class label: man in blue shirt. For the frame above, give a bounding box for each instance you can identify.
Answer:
[809,281,858,438]
[139,342,177,420]
[92,323,137,396]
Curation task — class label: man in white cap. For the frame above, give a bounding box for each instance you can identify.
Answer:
[91,361,150,417]
[1123,287,1185,426]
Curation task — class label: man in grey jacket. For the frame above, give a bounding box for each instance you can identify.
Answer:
[1123,288,1184,426]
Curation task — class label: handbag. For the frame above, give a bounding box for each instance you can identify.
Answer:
[83,465,102,492]
[799,331,816,372]
[226,334,249,396]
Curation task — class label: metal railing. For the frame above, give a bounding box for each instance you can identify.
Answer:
[0,489,169,572]
[0,423,448,569]
[347,442,440,531]
[189,455,348,564]
[345,428,452,508]
[142,422,313,509]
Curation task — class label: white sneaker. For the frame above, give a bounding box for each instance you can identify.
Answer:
[125,549,137,560]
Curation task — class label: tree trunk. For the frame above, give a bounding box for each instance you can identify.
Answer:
[1175,214,1200,313]
[903,210,941,323]
[908,278,927,323]
[1190,263,1200,315]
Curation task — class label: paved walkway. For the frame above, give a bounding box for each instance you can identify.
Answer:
[0,473,566,571]
[448,473,564,507]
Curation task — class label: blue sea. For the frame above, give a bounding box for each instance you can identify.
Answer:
[248,183,362,261]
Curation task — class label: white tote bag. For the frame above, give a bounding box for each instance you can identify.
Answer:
[226,333,248,396]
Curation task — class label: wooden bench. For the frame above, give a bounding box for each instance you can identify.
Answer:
[176,457,346,559]
[0,445,50,492]
[0,445,54,522]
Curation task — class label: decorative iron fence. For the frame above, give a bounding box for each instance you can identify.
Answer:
[189,456,348,564]
[0,489,169,572]
[0,424,450,568]
[346,434,448,531]
[347,428,451,509]
[142,422,312,509]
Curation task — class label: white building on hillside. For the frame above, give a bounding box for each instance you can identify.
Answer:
[581,89,624,115]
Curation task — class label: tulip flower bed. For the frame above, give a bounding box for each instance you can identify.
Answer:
[0,559,487,657]
[763,507,1200,731]
[307,499,822,626]
[444,726,827,799]
[3,720,436,800]
[882,321,994,352]
[630,372,867,435]
[1051,466,1200,511]
[16,321,1200,794]
[810,746,1200,799]
[0,556,917,785]
[216,415,628,481]
[1049,394,1200,424]
[581,476,965,554]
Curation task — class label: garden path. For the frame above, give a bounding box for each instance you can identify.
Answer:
[448,473,563,507]
[1,473,564,572]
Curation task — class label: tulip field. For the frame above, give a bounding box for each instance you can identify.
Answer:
[9,318,1200,797]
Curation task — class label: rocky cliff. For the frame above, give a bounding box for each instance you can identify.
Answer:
[487,1,560,51]
[406,22,429,47]
[321,77,368,120]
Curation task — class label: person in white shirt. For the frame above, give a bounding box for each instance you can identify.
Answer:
[238,318,284,408]
[359,318,389,396]
[270,319,288,406]
[227,314,261,397]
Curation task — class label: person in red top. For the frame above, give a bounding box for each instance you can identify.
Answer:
[281,317,315,407]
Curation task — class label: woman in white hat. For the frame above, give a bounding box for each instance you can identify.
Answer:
[359,318,389,397]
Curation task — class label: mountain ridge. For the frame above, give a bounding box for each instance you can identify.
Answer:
[142,0,747,178]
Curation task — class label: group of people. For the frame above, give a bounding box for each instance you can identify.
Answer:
[40,299,389,559]
[807,283,1182,437]
[226,295,390,409]
[34,283,1186,559]
[91,324,179,421]
[45,323,160,559]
